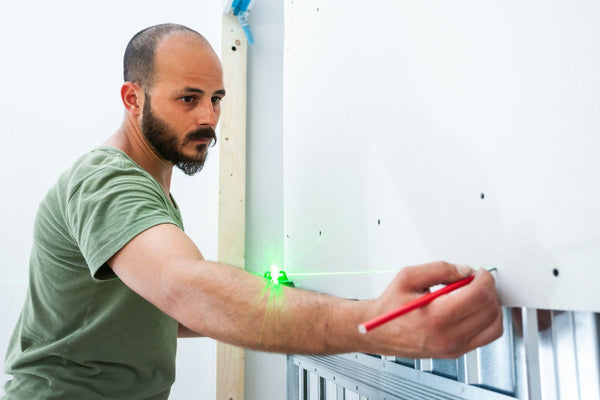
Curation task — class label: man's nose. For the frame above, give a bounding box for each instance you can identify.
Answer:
[194,99,218,127]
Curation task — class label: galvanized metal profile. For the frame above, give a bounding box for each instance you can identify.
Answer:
[290,353,516,400]
[458,308,515,395]
[573,312,600,399]
[288,308,600,400]
[522,308,543,400]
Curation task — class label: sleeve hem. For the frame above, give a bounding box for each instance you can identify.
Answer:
[88,218,182,282]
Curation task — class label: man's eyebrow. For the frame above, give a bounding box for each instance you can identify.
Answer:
[177,87,226,96]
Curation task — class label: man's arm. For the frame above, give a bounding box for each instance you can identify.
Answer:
[108,223,503,358]
[178,323,203,338]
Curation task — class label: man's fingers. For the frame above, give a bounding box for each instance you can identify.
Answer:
[440,296,502,356]
[397,261,474,292]
[429,268,497,324]
[424,268,502,357]
[458,306,504,356]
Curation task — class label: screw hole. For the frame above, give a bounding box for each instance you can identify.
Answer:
[319,231,322,236]
[481,193,485,199]
[553,268,559,277]
[231,46,237,51]
[377,219,381,225]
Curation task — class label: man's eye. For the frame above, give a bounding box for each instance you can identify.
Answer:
[211,97,222,104]
[181,96,195,103]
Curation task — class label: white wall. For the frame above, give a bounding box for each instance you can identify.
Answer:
[0,1,223,398]
[244,0,287,398]
[283,0,600,311]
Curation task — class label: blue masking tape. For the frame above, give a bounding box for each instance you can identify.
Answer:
[241,0,252,11]
[230,0,243,13]
[225,0,255,45]
[233,0,252,15]
[238,13,255,45]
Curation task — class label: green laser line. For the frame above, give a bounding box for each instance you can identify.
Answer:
[286,267,497,278]
[287,270,398,277]
[245,241,283,274]
[287,235,369,271]
[285,213,354,267]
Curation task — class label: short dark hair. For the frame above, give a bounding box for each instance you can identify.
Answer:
[123,23,206,91]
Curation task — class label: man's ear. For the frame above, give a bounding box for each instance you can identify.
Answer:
[121,82,144,117]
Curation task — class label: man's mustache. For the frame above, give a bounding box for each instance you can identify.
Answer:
[184,127,217,146]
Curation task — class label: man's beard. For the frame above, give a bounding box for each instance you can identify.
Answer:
[141,95,217,176]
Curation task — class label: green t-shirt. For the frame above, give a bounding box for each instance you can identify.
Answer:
[3,147,184,399]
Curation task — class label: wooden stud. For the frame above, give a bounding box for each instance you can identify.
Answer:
[216,12,248,400]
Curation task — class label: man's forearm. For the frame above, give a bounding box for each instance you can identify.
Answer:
[169,260,371,354]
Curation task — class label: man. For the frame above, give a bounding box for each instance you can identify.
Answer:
[2,23,502,399]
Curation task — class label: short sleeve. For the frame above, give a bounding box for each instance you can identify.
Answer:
[66,164,182,281]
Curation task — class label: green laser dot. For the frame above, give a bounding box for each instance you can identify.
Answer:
[262,267,295,287]
[270,265,282,284]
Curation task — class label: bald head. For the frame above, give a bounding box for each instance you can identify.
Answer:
[123,23,212,92]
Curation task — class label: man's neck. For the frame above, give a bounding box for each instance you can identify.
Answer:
[104,116,174,197]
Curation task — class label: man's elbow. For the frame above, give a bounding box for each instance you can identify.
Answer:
[164,264,209,335]
[178,322,205,338]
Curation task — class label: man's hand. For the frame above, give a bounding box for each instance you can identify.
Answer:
[359,262,503,359]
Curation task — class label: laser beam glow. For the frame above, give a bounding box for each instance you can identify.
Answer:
[287,270,398,277]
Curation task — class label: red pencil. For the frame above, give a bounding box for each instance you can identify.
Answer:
[358,275,475,334]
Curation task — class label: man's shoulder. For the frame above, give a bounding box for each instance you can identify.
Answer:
[60,146,154,197]
[70,146,141,176]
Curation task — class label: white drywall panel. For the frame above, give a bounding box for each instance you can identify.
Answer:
[283,0,600,311]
